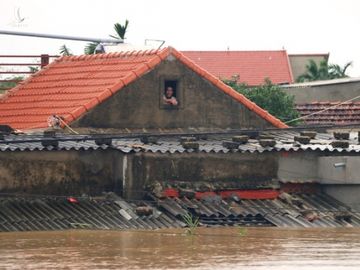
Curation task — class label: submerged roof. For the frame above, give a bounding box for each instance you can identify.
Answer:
[0,47,287,131]
[182,50,294,86]
[297,102,360,125]
[0,191,357,231]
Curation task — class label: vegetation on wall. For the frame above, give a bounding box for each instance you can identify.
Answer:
[296,60,352,82]
[224,78,300,124]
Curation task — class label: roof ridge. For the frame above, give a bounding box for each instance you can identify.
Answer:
[61,48,167,62]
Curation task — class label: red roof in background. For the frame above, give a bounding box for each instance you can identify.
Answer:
[0,47,287,131]
[296,102,360,125]
[182,50,294,86]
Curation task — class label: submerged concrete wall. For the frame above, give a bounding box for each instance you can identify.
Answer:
[124,152,279,199]
[1,147,360,209]
[0,150,124,196]
[0,149,279,199]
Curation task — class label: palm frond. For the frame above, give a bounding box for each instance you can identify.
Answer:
[112,19,129,40]
[59,44,72,56]
[84,42,98,55]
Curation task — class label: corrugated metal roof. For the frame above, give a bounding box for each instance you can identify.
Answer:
[0,130,359,154]
[0,195,184,232]
[0,191,358,231]
[155,193,360,228]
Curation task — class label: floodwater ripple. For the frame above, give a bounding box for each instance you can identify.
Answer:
[0,227,360,269]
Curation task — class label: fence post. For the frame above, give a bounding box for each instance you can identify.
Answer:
[40,54,49,68]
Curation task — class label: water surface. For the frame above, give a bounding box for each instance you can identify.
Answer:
[1,227,360,269]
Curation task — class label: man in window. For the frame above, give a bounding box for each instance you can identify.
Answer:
[163,86,178,106]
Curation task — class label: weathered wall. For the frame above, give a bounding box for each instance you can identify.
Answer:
[278,152,360,184]
[278,151,360,210]
[124,152,279,199]
[278,151,319,182]
[72,56,272,130]
[318,156,360,184]
[0,150,124,196]
[282,80,360,103]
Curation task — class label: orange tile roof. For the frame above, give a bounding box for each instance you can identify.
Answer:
[0,47,288,131]
[182,50,294,86]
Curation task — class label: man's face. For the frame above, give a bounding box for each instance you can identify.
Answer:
[165,87,174,98]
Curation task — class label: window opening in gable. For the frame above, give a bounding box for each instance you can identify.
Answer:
[163,80,179,106]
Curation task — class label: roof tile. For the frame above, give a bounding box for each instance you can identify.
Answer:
[297,102,360,125]
[182,50,294,86]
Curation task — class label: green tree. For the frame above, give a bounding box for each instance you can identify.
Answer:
[296,60,352,82]
[224,78,300,124]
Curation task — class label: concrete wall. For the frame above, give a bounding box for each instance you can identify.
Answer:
[278,152,360,184]
[0,149,279,199]
[289,54,328,83]
[72,56,272,130]
[318,156,360,184]
[124,152,279,199]
[2,146,360,207]
[282,80,360,103]
[277,151,319,182]
[278,152,360,210]
[0,150,124,196]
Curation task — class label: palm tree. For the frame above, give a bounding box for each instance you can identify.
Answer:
[59,44,72,56]
[84,42,98,55]
[328,61,352,79]
[84,20,129,55]
[296,60,353,82]
[296,60,330,82]
[110,19,129,40]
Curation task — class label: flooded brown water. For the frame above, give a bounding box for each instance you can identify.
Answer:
[1,227,360,269]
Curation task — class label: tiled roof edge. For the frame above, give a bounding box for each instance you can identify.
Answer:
[170,47,288,128]
[60,49,164,62]
[0,57,63,103]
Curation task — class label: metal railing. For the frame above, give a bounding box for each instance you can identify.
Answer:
[0,54,59,91]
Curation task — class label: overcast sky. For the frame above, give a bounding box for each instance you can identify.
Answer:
[1,0,360,76]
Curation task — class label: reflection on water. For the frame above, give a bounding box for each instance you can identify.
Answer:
[1,227,360,269]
